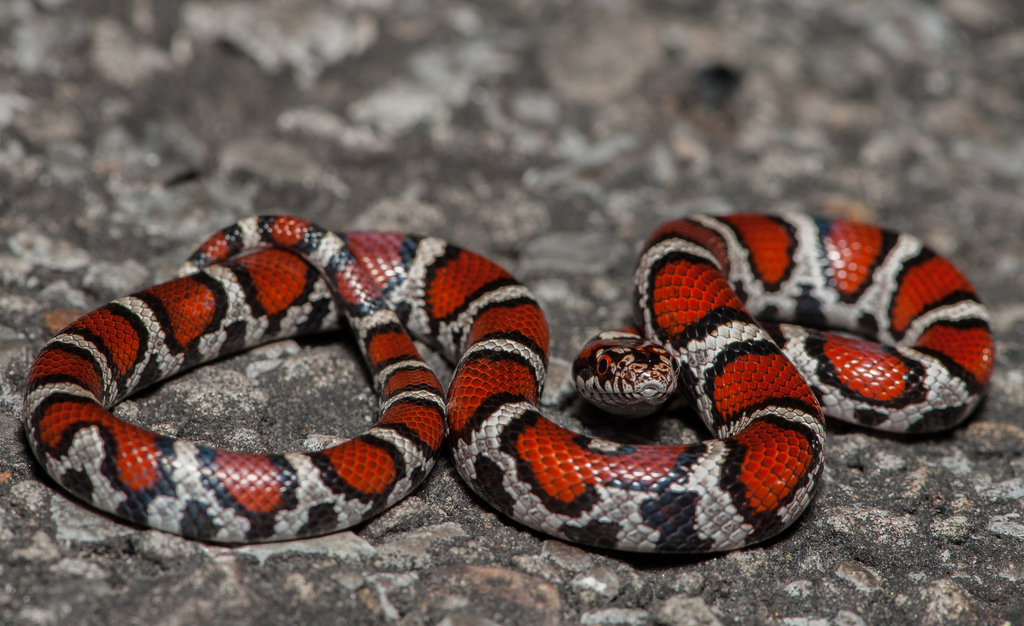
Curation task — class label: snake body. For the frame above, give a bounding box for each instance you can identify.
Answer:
[23,214,992,550]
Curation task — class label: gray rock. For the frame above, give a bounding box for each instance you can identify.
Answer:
[81,259,151,296]
[218,138,349,197]
[235,531,375,564]
[132,529,209,566]
[540,10,660,105]
[180,0,379,88]
[978,477,1024,501]
[9,480,51,518]
[90,18,172,88]
[0,506,13,542]
[518,232,629,277]
[540,539,593,572]
[11,531,60,564]
[13,11,90,77]
[783,580,814,598]
[824,506,919,548]
[0,92,33,131]
[37,280,89,309]
[512,90,560,127]
[0,254,32,286]
[412,566,561,626]
[477,193,550,253]
[352,198,445,232]
[348,80,451,140]
[375,522,468,569]
[929,515,972,541]
[581,608,650,626]
[919,579,977,625]
[45,140,89,185]
[669,572,704,597]
[655,595,722,626]
[540,356,575,408]
[523,132,640,190]
[570,566,620,600]
[7,232,90,271]
[49,558,109,580]
[835,610,868,626]
[93,120,208,185]
[509,554,564,583]
[277,107,393,154]
[864,3,955,63]
[953,139,1024,179]
[988,515,1024,540]
[435,612,502,626]
[50,496,134,544]
[834,561,882,593]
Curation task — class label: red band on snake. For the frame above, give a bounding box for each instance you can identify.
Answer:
[22,213,992,551]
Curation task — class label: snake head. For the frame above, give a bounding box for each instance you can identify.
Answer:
[573,336,679,418]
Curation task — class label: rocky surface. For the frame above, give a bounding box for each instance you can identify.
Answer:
[1,0,1024,624]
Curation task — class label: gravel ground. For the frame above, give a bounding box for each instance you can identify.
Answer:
[1,0,1023,624]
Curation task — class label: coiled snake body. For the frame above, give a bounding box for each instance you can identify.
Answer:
[23,214,992,551]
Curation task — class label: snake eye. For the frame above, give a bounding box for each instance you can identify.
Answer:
[596,354,612,376]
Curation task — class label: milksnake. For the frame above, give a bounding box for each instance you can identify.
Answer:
[22,213,993,551]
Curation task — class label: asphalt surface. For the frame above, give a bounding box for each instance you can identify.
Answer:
[1,0,1023,624]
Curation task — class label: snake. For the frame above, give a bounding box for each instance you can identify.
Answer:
[22,213,993,551]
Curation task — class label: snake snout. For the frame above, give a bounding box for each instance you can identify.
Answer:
[638,381,665,398]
